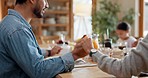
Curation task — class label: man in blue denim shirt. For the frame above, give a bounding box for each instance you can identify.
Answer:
[0,0,92,78]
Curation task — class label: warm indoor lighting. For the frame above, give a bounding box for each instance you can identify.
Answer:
[74,3,92,16]
[73,0,92,40]
[145,0,148,2]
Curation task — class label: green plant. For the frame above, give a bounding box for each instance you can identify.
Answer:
[92,0,135,43]
[92,0,120,42]
[122,8,135,26]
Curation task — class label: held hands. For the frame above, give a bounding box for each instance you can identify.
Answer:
[50,46,62,56]
[72,35,93,60]
[46,46,62,57]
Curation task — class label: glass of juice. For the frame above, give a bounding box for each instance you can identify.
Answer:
[92,34,99,49]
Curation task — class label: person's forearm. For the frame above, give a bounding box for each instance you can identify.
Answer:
[92,44,146,78]
[92,52,133,77]
[20,53,74,78]
[61,52,75,70]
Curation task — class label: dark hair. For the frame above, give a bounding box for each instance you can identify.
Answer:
[15,0,27,4]
[116,22,131,31]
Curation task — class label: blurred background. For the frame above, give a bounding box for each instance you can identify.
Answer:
[0,0,147,44]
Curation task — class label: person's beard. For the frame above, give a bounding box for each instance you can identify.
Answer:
[33,5,43,18]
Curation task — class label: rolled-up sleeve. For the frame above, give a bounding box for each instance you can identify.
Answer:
[61,52,75,72]
[6,29,74,78]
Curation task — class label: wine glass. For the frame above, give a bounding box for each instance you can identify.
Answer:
[56,31,68,44]
[60,31,67,42]
[117,41,127,50]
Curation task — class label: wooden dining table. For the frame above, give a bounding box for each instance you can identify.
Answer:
[40,44,123,78]
[56,48,125,78]
[55,56,117,78]
[56,66,115,78]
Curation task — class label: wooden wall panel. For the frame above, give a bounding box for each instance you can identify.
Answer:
[139,0,144,37]
[0,0,15,21]
[0,0,3,20]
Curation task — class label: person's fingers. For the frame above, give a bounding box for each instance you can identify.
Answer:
[81,38,92,53]
[54,46,61,49]
[75,40,83,48]
[51,46,62,55]
[54,46,62,50]
[75,38,82,43]
[57,51,60,54]
[57,48,62,54]
[76,35,89,43]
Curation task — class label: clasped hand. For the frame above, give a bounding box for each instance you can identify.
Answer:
[72,36,93,60]
[46,35,93,60]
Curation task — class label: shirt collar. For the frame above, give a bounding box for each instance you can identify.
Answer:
[8,9,32,29]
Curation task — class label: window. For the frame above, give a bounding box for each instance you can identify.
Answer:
[73,0,92,40]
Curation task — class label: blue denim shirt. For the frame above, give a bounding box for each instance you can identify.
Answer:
[0,9,74,78]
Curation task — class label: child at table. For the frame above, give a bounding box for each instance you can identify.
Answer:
[116,22,137,48]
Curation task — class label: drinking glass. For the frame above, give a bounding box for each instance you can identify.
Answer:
[117,41,127,50]
[92,34,99,50]
[56,31,67,43]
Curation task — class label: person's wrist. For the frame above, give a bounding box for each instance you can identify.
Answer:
[47,50,51,57]
[89,49,97,57]
[72,53,79,61]
[71,50,79,60]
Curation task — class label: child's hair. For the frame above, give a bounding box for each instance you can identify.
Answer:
[116,22,131,31]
